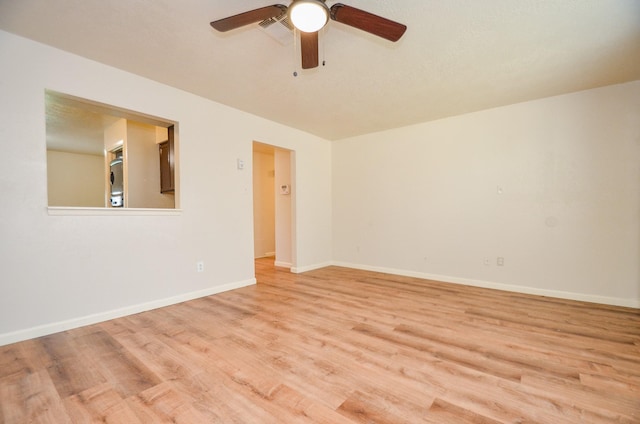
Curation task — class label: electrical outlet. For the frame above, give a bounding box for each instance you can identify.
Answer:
[497,257,504,266]
[196,261,204,272]
[484,259,490,266]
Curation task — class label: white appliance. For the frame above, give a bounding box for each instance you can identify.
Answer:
[109,155,123,207]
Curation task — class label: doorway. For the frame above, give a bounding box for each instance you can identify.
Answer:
[252,142,294,270]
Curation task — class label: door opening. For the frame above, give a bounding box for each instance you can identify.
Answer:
[252,142,294,271]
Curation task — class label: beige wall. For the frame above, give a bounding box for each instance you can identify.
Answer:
[47,150,104,207]
[253,149,275,258]
[126,121,174,209]
[274,149,292,267]
[104,118,126,152]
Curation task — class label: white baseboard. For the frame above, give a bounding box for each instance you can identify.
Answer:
[0,278,256,347]
[291,261,333,274]
[274,261,292,269]
[331,261,640,309]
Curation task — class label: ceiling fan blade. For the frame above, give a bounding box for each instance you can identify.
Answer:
[210,5,287,32]
[329,3,407,42]
[300,31,319,69]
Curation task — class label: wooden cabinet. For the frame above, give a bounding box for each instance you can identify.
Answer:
[159,125,175,193]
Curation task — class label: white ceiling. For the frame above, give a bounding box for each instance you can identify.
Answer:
[1,0,639,141]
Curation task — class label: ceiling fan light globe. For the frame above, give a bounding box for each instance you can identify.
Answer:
[289,0,329,33]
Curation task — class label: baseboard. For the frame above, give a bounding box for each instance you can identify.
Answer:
[331,261,640,309]
[274,261,292,269]
[291,261,333,274]
[0,278,256,347]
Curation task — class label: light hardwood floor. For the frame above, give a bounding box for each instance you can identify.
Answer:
[1,258,639,423]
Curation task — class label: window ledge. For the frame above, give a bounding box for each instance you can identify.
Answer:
[48,207,182,216]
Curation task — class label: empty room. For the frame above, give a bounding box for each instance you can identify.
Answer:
[0,1,639,423]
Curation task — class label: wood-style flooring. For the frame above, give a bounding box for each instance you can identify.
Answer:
[1,258,639,423]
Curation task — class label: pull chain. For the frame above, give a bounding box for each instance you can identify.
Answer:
[292,27,299,77]
[321,26,326,66]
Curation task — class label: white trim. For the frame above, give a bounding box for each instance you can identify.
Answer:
[291,261,333,274]
[331,261,640,309]
[0,278,255,347]
[274,261,292,269]
[48,207,182,216]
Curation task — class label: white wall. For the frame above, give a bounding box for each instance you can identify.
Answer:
[47,150,104,207]
[333,81,640,307]
[0,30,332,345]
[2,29,636,347]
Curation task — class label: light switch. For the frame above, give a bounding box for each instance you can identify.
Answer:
[237,159,244,170]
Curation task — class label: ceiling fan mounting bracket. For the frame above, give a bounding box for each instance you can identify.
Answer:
[329,2,344,21]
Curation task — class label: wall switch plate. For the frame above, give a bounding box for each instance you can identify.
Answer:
[237,159,244,170]
[196,261,204,272]
[497,257,504,266]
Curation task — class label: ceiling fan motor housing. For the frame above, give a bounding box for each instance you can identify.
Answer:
[288,0,330,33]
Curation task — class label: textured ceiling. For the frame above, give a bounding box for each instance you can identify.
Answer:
[1,0,639,141]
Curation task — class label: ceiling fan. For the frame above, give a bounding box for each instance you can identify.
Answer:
[210,1,407,69]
